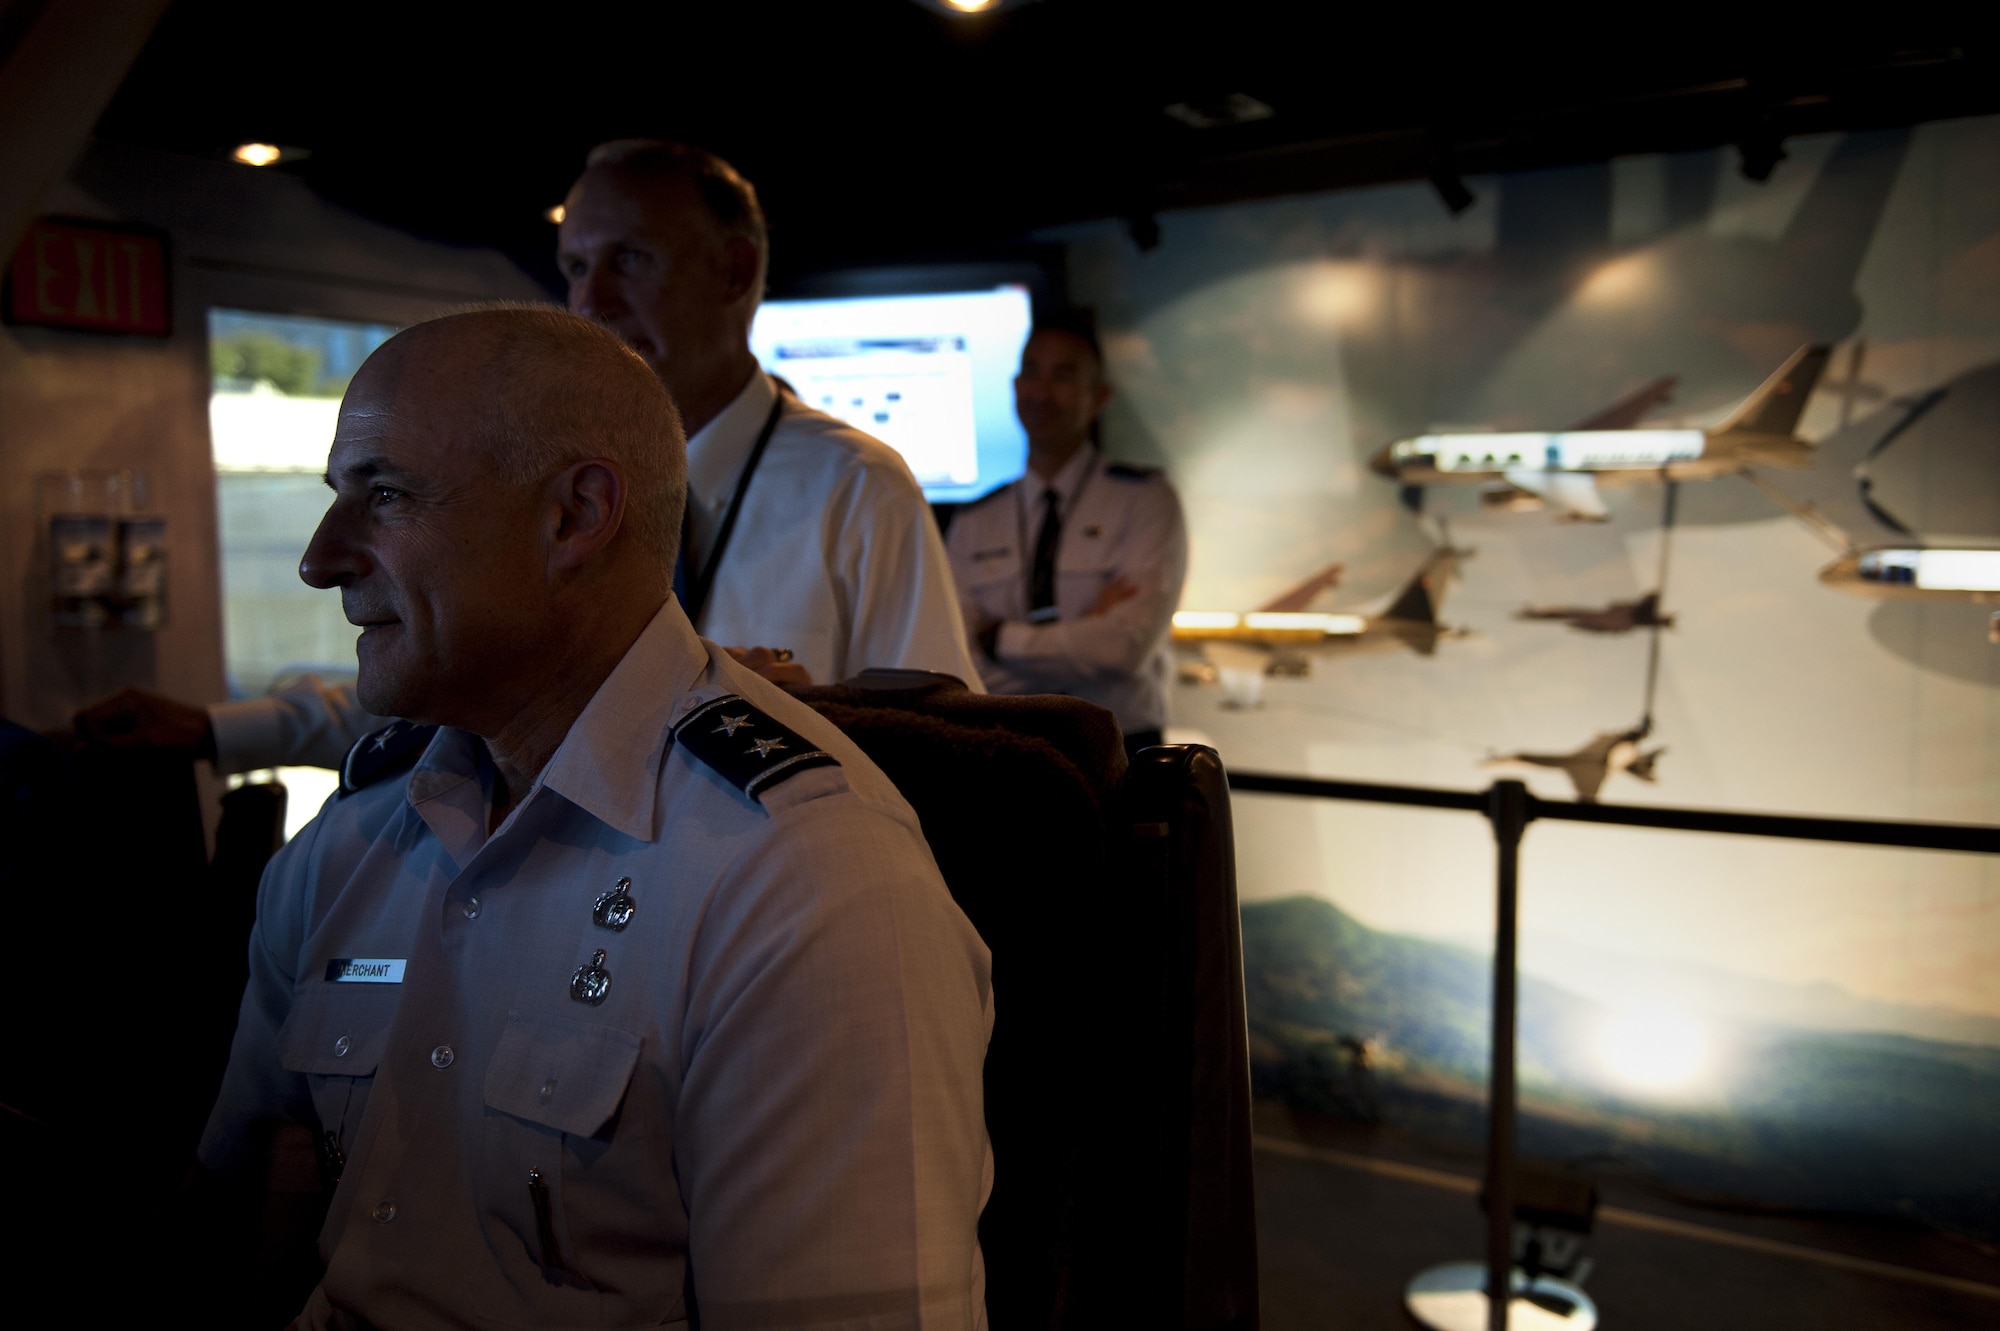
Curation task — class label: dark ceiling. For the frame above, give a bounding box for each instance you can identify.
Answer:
[91,2,2000,294]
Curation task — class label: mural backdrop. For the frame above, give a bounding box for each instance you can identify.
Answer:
[1054,116,2000,1236]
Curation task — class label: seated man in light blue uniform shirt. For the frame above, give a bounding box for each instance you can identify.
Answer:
[195,307,993,1329]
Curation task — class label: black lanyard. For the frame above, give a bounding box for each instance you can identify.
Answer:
[684,388,786,624]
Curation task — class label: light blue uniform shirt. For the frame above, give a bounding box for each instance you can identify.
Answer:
[201,598,994,1329]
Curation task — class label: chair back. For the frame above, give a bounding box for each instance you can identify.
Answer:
[799,674,1259,1330]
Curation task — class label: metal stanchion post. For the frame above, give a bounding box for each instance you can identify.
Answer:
[1484,779,1528,1331]
[1406,780,1596,1330]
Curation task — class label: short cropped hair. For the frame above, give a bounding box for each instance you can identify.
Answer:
[586,138,768,298]
[446,304,687,569]
[1031,307,1105,378]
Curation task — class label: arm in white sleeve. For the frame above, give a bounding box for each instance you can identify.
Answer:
[994,483,1187,683]
[207,676,388,775]
[676,801,993,1328]
[828,454,986,690]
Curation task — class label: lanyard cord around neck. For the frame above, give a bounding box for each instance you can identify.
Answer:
[684,388,786,624]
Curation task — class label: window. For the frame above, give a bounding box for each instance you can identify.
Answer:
[208,308,399,834]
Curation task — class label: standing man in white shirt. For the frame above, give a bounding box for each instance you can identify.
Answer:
[74,139,980,775]
[946,313,1187,757]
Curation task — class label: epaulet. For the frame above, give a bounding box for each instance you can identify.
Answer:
[1106,461,1162,480]
[675,694,840,803]
[339,720,439,796]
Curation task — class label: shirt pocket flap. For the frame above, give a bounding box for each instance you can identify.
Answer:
[279,983,401,1076]
[484,1011,643,1140]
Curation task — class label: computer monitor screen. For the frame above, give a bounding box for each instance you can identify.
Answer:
[750,286,1032,503]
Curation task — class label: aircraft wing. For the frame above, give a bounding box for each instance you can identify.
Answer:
[1501,467,1608,519]
[1570,375,1677,431]
[1257,563,1344,613]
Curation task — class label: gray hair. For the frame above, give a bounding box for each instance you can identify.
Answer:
[585,138,768,299]
[436,304,686,570]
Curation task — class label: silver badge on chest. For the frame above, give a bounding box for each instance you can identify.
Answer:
[570,949,611,1005]
[593,877,636,931]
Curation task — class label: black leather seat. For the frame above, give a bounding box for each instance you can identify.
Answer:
[799,672,1259,1330]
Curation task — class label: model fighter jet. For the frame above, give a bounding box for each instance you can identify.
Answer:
[1517,591,1675,634]
[1487,722,1666,804]
[1372,346,1832,521]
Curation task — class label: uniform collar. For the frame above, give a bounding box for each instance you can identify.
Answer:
[535,597,709,842]
[685,367,778,513]
[406,598,707,858]
[1021,443,1097,517]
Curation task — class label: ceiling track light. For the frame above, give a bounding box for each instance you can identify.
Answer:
[232,142,308,167]
[1163,94,1274,130]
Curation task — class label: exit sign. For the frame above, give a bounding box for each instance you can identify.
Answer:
[6,217,170,336]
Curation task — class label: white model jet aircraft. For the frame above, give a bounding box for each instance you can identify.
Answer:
[1371,346,1832,521]
[1819,547,2000,604]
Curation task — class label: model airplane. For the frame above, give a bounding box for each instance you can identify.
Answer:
[1173,540,1470,707]
[1819,547,2000,605]
[1372,346,1831,521]
[1486,722,1665,803]
[1517,591,1675,634]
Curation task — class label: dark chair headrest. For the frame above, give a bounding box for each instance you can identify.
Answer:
[799,673,1127,808]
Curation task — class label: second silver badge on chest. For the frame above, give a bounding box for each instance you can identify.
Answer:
[594,876,636,931]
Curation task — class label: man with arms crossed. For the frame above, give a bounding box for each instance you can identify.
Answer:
[197,307,992,1328]
[80,140,978,772]
[947,314,1186,756]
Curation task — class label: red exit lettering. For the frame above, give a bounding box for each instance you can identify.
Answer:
[6,217,170,336]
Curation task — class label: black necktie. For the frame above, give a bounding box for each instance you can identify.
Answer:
[1029,487,1061,613]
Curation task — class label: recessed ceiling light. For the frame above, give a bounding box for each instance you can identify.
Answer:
[908,0,1035,15]
[545,205,566,224]
[233,142,283,167]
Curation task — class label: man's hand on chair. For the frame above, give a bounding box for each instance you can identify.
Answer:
[73,687,217,760]
[725,646,813,690]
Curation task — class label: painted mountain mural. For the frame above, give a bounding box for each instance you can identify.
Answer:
[1243,897,2000,1240]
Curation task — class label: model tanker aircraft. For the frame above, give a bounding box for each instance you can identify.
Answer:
[1172,537,1471,706]
[1372,345,1832,521]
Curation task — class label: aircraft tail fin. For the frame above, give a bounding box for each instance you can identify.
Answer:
[1570,375,1678,431]
[1713,345,1832,439]
[1380,542,1464,624]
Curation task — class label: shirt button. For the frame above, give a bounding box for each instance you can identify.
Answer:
[462,897,481,919]
[372,1199,397,1223]
[333,1035,351,1057]
[430,1045,455,1069]
[538,1078,558,1104]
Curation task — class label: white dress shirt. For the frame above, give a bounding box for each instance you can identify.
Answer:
[208,369,982,774]
[201,599,994,1329]
[946,447,1187,734]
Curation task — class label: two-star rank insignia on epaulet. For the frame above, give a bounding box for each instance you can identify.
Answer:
[339,720,440,796]
[674,694,839,802]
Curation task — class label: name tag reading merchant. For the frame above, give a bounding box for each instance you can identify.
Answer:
[326,958,406,984]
